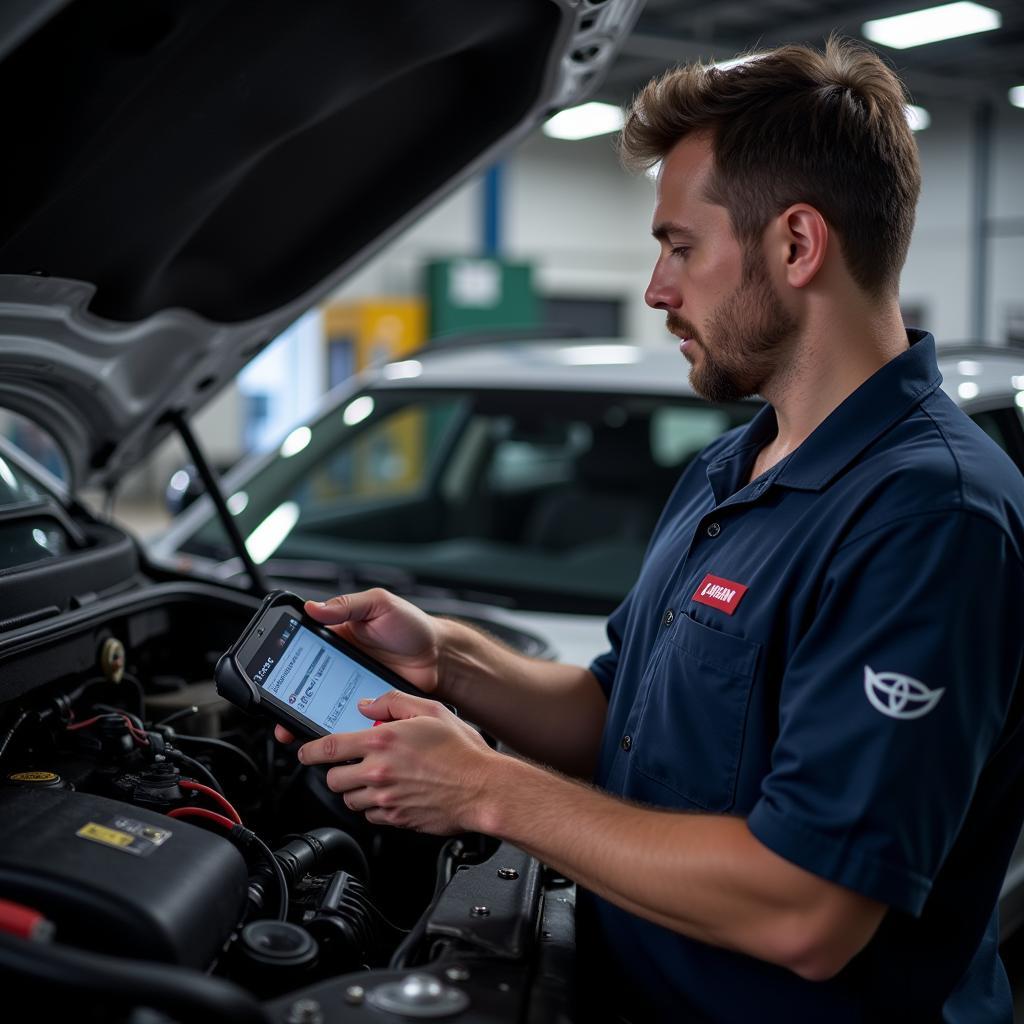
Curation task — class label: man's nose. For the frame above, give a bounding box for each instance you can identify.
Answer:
[644,261,680,311]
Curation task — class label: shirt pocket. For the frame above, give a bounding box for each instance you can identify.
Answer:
[633,613,761,812]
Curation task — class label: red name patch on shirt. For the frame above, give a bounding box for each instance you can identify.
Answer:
[692,574,748,615]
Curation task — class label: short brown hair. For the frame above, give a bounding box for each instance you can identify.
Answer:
[619,37,921,297]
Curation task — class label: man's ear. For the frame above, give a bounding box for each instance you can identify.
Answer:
[773,204,828,289]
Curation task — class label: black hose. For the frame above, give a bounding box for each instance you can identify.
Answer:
[169,750,226,795]
[234,828,289,921]
[0,933,270,1024]
[274,828,369,886]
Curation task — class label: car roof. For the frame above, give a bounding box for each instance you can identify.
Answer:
[369,336,1024,406]
[374,338,703,396]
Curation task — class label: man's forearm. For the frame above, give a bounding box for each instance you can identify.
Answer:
[435,618,607,778]
[472,754,885,981]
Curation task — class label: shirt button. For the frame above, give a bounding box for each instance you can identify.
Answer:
[706,521,721,538]
[662,608,675,626]
[621,735,632,752]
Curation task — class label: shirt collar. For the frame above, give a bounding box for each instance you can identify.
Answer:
[709,330,942,495]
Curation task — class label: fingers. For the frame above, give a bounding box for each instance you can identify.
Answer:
[358,690,443,723]
[324,763,367,794]
[305,589,393,627]
[274,724,295,744]
[298,729,374,766]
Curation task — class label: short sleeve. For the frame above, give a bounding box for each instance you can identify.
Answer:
[747,509,1024,915]
[589,589,636,698]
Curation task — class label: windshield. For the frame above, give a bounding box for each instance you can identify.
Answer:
[177,388,756,613]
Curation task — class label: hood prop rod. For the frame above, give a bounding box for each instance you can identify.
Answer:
[168,410,267,596]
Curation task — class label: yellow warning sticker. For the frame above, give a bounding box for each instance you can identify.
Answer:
[76,816,172,857]
[77,822,134,848]
[8,771,59,782]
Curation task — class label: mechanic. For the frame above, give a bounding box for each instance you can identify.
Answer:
[278,38,1024,1021]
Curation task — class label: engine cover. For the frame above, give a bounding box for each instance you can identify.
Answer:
[0,785,248,968]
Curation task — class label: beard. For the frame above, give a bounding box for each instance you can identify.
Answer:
[668,251,797,403]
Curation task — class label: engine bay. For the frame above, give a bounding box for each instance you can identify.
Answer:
[0,582,575,1023]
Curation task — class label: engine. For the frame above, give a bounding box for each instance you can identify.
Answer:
[0,584,575,1023]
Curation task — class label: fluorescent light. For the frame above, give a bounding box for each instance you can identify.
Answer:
[245,501,300,564]
[169,469,190,493]
[0,457,14,489]
[957,360,982,376]
[383,359,422,380]
[342,396,375,426]
[1012,375,1024,390]
[543,102,625,141]
[905,104,931,131]
[1016,391,1024,410]
[863,3,1000,49]
[958,381,980,400]
[280,426,312,458]
[1010,86,1024,109]
[558,344,641,365]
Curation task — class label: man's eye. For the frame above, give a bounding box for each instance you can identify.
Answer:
[670,246,690,258]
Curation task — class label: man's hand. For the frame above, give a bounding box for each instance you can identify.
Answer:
[286,691,500,835]
[304,590,443,693]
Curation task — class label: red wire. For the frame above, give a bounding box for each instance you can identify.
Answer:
[178,780,243,825]
[0,898,54,941]
[66,713,149,746]
[66,715,105,730]
[166,806,236,830]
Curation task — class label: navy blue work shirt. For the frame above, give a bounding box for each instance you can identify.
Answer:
[587,331,1024,1022]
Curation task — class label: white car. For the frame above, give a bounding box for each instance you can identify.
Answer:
[155,336,1024,673]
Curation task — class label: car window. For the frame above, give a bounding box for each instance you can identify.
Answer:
[969,407,1024,471]
[0,444,80,572]
[177,390,757,613]
[294,403,462,513]
[0,411,70,484]
[651,406,738,467]
[485,420,592,492]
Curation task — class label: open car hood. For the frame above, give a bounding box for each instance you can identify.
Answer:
[0,0,641,490]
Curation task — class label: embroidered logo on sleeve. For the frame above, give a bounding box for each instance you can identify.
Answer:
[691,574,748,615]
[863,666,945,720]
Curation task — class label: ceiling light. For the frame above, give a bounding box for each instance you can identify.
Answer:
[1012,375,1024,390]
[958,381,980,400]
[863,2,1000,49]
[905,104,931,131]
[1016,391,1024,410]
[543,102,625,141]
[957,360,982,376]
[1010,86,1024,109]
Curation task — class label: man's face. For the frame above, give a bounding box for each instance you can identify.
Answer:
[644,135,797,402]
